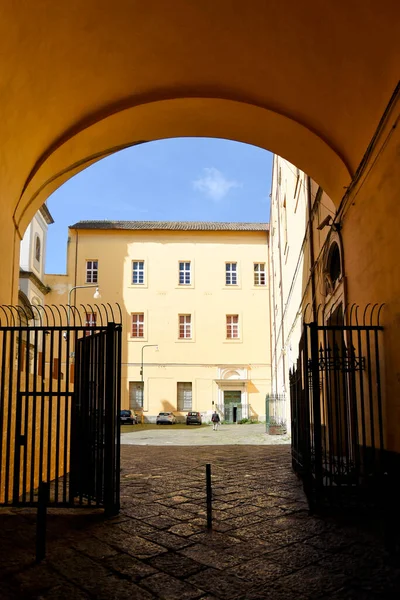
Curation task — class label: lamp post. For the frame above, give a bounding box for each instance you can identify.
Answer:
[140,344,158,411]
[64,285,101,339]
[67,285,101,323]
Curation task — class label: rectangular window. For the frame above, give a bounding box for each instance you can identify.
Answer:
[132,260,145,285]
[52,357,59,379]
[179,314,192,339]
[179,261,191,285]
[85,312,97,327]
[226,314,239,339]
[85,312,96,336]
[131,313,144,338]
[129,381,144,409]
[225,262,237,285]
[86,260,98,283]
[177,382,192,411]
[254,263,266,285]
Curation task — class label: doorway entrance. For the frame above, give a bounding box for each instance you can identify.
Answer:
[224,390,242,423]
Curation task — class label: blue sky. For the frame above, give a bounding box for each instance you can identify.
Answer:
[46,138,272,273]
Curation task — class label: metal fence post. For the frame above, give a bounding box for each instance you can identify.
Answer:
[36,480,49,563]
[265,394,270,433]
[104,322,119,516]
[206,463,212,530]
[309,322,323,507]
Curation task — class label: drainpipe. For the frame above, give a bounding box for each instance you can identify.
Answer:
[307,176,317,320]
[269,158,279,396]
[276,184,286,394]
[269,213,278,394]
[73,229,79,306]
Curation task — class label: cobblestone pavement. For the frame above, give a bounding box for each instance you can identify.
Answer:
[121,424,291,446]
[1,445,400,599]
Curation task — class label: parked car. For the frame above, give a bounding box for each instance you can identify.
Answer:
[156,412,176,425]
[186,411,202,425]
[120,409,137,425]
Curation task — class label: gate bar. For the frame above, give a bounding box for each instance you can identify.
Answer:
[36,480,49,563]
[309,322,323,504]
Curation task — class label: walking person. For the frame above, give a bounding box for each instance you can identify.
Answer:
[211,410,220,431]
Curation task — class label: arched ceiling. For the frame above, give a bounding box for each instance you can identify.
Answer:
[0,0,399,232]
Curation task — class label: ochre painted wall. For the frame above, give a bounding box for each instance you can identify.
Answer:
[46,227,271,421]
[270,91,400,452]
[1,1,399,237]
[340,112,400,452]
[0,209,20,306]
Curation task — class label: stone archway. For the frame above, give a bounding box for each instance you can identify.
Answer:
[0,0,399,311]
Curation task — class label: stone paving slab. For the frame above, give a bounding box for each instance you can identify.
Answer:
[0,444,400,599]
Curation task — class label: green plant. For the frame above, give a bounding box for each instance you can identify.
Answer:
[268,418,285,426]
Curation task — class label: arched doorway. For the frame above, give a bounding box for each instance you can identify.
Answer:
[217,368,249,423]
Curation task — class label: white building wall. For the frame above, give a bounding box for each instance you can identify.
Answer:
[19,206,53,306]
[269,155,310,429]
[29,210,48,281]
[20,223,32,272]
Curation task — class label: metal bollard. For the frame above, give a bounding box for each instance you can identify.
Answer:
[36,480,49,563]
[206,463,212,530]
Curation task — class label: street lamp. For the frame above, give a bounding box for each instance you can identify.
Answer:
[140,344,159,410]
[68,285,101,311]
[64,285,101,337]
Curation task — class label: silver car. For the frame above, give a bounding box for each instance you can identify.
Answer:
[156,412,177,425]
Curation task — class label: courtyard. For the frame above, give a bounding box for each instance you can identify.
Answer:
[121,423,290,446]
[1,444,399,599]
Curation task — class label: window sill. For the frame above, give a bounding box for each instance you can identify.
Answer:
[175,285,195,290]
[175,339,195,343]
[127,284,148,289]
[223,339,243,344]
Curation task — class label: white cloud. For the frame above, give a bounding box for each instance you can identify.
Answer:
[193,168,241,202]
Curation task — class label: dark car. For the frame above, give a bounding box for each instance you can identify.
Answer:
[120,409,137,425]
[186,411,202,425]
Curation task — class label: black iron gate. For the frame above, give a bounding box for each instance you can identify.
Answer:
[290,304,385,510]
[0,304,121,515]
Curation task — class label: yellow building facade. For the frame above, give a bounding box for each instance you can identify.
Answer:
[45,222,271,423]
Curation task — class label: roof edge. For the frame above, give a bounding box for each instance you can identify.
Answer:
[69,220,269,232]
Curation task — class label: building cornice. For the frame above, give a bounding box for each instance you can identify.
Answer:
[39,203,54,225]
[19,269,51,295]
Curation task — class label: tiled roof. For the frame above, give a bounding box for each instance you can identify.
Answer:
[69,220,269,231]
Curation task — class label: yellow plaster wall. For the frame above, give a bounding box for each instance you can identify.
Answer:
[270,91,400,452]
[340,113,400,452]
[0,1,399,236]
[46,228,271,420]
